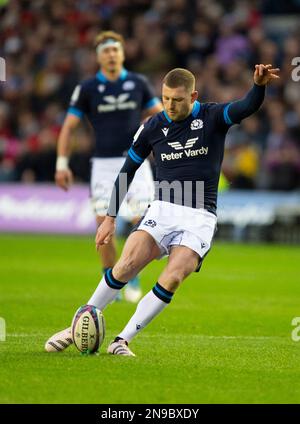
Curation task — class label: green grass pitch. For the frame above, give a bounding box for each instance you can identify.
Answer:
[0,234,300,404]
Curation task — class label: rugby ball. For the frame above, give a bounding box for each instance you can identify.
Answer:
[71,305,105,353]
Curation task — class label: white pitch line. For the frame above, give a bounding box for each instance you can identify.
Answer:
[5,333,286,340]
[141,334,286,340]
[6,333,48,338]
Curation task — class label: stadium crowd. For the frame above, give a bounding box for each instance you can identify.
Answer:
[0,0,300,190]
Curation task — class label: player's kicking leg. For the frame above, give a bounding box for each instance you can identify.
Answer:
[107,245,199,356]
[45,230,160,352]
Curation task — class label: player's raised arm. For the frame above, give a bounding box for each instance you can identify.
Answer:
[223,64,280,125]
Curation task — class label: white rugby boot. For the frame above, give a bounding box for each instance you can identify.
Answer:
[45,327,73,352]
[107,338,136,357]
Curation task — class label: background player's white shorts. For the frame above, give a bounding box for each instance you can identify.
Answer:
[137,200,217,268]
[90,157,154,220]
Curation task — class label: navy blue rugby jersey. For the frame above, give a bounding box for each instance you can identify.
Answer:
[68,68,160,157]
[128,100,233,215]
[106,83,265,217]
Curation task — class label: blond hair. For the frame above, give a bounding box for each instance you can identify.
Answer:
[163,68,195,92]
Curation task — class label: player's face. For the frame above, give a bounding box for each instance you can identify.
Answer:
[97,45,124,73]
[162,84,198,121]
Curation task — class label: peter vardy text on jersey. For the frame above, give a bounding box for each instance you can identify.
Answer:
[161,146,208,161]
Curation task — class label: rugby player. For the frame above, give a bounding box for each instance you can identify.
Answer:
[48,64,279,355]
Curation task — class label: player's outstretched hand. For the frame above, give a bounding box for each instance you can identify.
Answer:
[254,64,280,86]
[95,216,116,250]
[55,169,73,191]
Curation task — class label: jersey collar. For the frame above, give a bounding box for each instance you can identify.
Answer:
[163,100,201,123]
[163,110,172,123]
[192,100,201,117]
[96,68,128,83]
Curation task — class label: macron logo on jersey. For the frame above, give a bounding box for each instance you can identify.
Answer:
[161,137,208,161]
[98,93,137,112]
[162,128,169,137]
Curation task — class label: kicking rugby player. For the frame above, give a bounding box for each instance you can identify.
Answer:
[97,64,279,356]
[45,31,162,352]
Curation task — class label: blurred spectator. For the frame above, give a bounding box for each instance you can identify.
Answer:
[0,101,20,181]
[223,124,260,189]
[263,121,300,190]
[215,17,250,66]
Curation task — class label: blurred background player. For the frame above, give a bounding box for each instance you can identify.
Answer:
[55,31,163,308]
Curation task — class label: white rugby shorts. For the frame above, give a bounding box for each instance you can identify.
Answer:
[90,157,154,219]
[136,200,217,270]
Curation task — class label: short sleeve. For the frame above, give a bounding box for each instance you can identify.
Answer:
[127,123,152,164]
[67,84,89,118]
[139,75,160,110]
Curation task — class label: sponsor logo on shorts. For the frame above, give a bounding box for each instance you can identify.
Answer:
[143,219,157,228]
